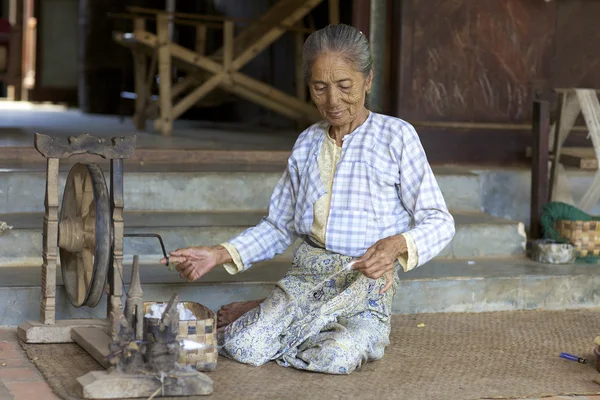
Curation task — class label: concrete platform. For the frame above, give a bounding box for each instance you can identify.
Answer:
[0,165,483,213]
[0,210,525,268]
[2,257,600,326]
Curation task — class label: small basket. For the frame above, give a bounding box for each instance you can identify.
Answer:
[144,301,218,371]
[555,220,600,257]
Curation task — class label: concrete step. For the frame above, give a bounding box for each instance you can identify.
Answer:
[1,257,598,326]
[0,211,525,268]
[0,165,482,214]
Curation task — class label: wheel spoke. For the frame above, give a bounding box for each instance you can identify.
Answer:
[81,171,93,219]
[73,169,83,216]
[76,253,86,305]
[82,248,94,292]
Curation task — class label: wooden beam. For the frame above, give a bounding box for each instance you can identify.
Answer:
[530,97,550,240]
[132,18,148,130]
[135,31,320,119]
[156,14,172,136]
[226,83,309,121]
[125,6,315,34]
[231,72,320,119]
[410,120,589,132]
[171,73,224,120]
[231,0,324,71]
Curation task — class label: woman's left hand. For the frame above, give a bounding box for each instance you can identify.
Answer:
[352,235,407,294]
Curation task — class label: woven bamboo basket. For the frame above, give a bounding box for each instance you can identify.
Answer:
[555,220,600,257]
[143,301,218,371]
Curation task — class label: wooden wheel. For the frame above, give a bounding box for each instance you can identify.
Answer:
[59,163,111,308]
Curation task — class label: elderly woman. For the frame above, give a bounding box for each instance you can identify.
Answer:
[162,24,455,374]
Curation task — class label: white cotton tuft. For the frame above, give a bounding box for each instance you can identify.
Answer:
[344,261,356,270]
[144,303,197,320]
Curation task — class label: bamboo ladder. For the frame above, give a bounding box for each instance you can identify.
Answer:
[113,0,340,136]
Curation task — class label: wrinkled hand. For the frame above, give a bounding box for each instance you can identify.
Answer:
[160,245,230,282]
[352,235,407,294]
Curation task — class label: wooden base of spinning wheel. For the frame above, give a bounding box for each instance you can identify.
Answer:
[17,319,109,344]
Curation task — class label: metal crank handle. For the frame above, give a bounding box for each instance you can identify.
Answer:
[123,233,169,267]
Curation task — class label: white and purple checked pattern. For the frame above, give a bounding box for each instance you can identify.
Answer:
[229,112,455,271]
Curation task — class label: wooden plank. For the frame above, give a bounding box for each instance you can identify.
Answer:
[560,147,598,170]
[78,370,213,398]
[71,327,112,369]
[17,319,109,344]
[0,147,292,165]
[34,133,137,159]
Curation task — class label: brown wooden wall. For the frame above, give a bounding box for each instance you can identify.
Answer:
[379,0,600,165]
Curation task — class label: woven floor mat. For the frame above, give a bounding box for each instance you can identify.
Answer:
[19,310,600,400]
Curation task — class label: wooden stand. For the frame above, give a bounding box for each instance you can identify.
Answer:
[17,134,135,344]
[112,0,341,135]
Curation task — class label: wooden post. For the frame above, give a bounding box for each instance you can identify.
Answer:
[41,158,59,325]
[195,23,207,55]
[295,28,307,130]
[328,0,340,25]
[7,0,24,100]
[223,20,234,86]
[109,158,124,340]
[548,92,565,203]
[132,18,147,131]
[295,30,306,102]
[530,95,550,240]
[156,14,172,136]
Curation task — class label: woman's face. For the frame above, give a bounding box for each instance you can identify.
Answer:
[309,52,372,127]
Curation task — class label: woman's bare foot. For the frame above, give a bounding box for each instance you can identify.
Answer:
[217,299,265,328]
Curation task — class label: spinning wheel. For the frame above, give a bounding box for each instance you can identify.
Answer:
[59,163,111,308]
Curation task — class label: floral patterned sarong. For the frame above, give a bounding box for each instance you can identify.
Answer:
[217,241,399,374]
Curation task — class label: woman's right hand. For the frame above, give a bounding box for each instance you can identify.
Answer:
[160,245,231,282]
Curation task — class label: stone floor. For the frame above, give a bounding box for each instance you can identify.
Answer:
[0,329,58,400]
[0,326,599,400]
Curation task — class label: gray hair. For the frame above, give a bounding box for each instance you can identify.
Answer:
[302,24,373,83]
